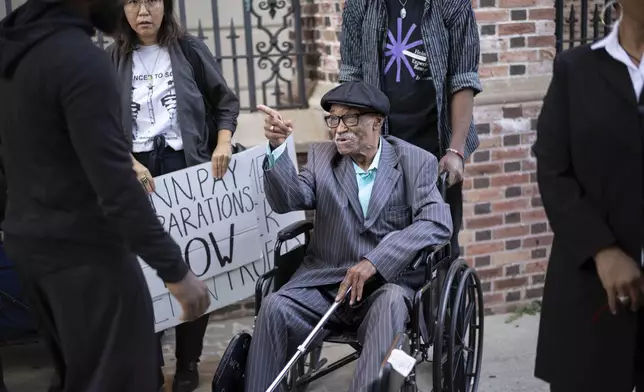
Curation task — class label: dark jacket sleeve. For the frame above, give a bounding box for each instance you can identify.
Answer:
[338,0,365,82]
[442,0,482,96]
[533,53,616,267]
[0,151,6,229]
[189,36,240,134]
[105,42,117,64]
[58,47,189,283]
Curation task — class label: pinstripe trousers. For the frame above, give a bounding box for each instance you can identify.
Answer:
[244,283,411,392]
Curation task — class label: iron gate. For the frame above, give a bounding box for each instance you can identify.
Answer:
[2,0,308,111]
[555,0,615,53]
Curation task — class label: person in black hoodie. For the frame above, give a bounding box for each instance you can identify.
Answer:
[0,1,211,391]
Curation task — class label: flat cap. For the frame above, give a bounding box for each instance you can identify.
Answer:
[320,81,390,116]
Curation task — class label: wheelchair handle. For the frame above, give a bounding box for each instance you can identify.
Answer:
[439,171,448,201]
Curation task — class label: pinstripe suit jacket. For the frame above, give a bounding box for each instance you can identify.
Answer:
[339,0,482,160]
[263,135,453,294]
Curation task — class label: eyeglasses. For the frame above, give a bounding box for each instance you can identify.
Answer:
[125,0,162,12]
[324,112,377,128]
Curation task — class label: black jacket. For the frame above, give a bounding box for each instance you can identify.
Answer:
[534,44,643,390]
[0,1,188,282]
[0,158,6,230]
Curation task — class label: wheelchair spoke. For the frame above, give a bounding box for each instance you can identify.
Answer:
[459,303,475,339]
[451,345,465,385]
[429,259,488,392]
[441,265,485,392]
[455,301,475,364]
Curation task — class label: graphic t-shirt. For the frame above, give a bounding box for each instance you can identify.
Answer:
[383,0,439,154]
[131,45,183,153]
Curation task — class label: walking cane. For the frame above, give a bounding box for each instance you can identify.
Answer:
[265,286,353,392]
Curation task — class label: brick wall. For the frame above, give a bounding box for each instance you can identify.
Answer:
[476,0,556,78]
[468,0,555,313]
[301,0,344,82]
[464,102,549,314]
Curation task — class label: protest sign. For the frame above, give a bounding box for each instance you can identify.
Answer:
[140,137,306,332]
[246,140,308,277]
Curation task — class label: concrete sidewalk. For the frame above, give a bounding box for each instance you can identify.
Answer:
[295,313,549,392]
[0,313,548,392]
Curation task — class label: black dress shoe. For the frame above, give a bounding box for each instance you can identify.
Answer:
[172,362,199,392]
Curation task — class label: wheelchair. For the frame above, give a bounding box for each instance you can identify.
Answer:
[213,177,485,392]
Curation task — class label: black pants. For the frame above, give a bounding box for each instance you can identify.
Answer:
[133,138,210,385]
[6,239,158,392]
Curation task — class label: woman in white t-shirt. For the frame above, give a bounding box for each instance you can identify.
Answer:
[107,1,240,391]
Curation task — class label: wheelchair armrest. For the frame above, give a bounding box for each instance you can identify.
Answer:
[254,223,313,315]
[277,219,314,242]
[254,268,277,316]
[410,241,451,270]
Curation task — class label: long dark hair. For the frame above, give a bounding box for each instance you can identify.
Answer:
[115,0,185,54]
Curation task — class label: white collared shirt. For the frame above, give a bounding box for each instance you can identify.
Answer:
[591,21,644,100]
[591,23,644,264]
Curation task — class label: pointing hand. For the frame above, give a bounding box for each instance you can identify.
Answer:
[258,104,293,149]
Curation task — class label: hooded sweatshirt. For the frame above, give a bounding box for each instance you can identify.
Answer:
[0,1,189,283]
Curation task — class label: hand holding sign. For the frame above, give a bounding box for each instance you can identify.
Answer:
[211,139,233,180]
[132,156,155,193]
[166,270,211,322]
[258,104,293,149]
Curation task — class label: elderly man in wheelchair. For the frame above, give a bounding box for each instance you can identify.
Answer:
[213,81,484,392]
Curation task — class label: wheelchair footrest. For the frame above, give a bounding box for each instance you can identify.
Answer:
[305,357,327,376]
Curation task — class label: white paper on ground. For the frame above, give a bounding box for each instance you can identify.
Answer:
[387,348,416,378]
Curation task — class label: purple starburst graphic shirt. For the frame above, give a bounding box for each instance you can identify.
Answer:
[384,17,426,83]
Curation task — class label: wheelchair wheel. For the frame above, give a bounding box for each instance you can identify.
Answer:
[446,267,484,392]
[431,259,469,392]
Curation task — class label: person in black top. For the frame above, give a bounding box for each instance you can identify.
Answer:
[0,1,210,391]
[533,0,644,390]
[340,0,481,260]
[383,0,439,155]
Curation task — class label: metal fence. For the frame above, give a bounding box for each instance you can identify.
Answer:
[555,0,615,53]
[2,0,308,112]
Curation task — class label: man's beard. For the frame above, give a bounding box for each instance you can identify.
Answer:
[88,0,123,35]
